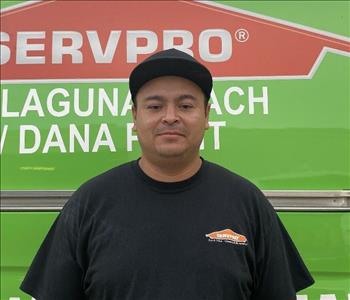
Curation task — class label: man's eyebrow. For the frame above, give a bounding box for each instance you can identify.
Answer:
[175,94,197,101]
[143,94,197,101]
[144,95,165,101]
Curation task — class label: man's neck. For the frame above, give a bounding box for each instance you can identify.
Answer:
[138,155,202,182]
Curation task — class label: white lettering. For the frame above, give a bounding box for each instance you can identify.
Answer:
[163,30,193,56]
[21,89,44,117]
[127,30,158,63]
[4,29,239,65]
[200,138,204,150]
[47,88,70,117]
[1,86,269,119]
[87,30,121,63]
[209,90,222,115]
[127,122,138,152]
[320,295,337,300]
[52,31,83,64]
[98,88,118,116]
[201,121,226,150]
[74,88,93,117]
[1,89,19,117]
[121,91,133,116]
[92,123,116,152]
[42,124,67,153]
[0,125,8,154]
[0,32,10,65]
[19,125,41,154]
[199,29,232,62]
[224,87,244,115]
[69,124,89,152]
[210,121,226,150]
[0,28,238,65]
[248,86,269,114]
[16,31,45,64]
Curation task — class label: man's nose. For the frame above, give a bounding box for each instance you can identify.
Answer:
[162,105,179,124]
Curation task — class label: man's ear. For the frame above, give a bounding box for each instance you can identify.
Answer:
[205,103,210,130]
[132,105,137,131]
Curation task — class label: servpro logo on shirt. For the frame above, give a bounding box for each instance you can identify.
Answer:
[206,229,248,246]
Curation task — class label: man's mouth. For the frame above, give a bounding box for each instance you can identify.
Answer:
[157,131,185,136]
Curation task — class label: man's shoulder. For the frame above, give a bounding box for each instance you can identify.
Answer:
[82,160,134,190]
[69,160,136,204]
[204,160,272,208]
[205,160,261,193]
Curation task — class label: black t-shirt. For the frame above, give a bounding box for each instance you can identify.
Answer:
[20,159,314,300]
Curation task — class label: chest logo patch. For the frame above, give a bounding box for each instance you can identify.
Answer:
[205,229,248,246]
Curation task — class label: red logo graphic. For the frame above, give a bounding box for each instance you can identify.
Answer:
[1,1,349,81]
[206,229,248,245]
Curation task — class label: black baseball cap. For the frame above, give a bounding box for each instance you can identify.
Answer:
[129,48,213,102]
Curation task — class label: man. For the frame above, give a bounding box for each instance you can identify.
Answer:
[20,48,314,299]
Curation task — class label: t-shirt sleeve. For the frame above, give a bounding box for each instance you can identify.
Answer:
[252,201,314,300]
[20,195,85,300]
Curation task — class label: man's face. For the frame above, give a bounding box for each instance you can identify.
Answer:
[132,76,210,160]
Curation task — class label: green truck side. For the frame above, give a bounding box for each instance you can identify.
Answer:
[1,1,349,300]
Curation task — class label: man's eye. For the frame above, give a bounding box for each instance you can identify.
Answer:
[147,105,161,110]
[180,104,193,110]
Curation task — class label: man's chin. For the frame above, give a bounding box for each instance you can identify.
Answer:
[155,145,187,158]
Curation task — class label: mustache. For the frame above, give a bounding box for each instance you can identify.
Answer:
[154,126,187,136]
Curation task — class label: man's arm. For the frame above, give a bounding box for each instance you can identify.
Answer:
[20,195,85,299]
[251,200,314,300]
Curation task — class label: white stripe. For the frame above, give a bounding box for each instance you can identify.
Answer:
[195,1,350,42]
[0,0,43,13]
[306,47,350,79]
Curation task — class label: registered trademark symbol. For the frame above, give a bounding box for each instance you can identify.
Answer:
[235,29,249,42]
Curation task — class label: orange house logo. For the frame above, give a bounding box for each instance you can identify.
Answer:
[206,229,248,245]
